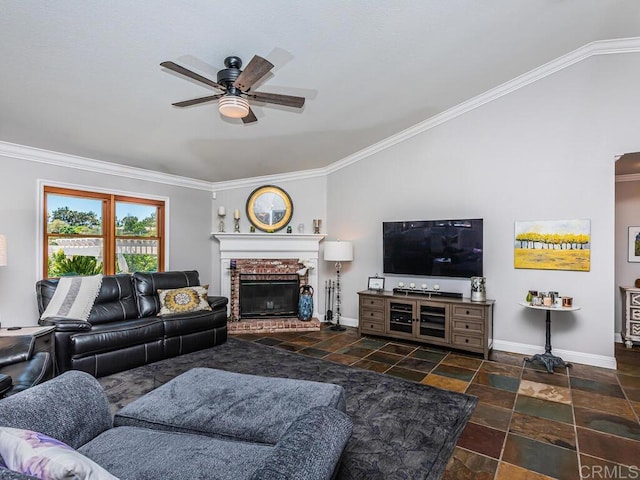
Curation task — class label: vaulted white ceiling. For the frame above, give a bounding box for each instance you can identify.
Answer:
[1,1,639,182]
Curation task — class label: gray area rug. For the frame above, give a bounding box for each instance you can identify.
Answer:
[99,337,477,480]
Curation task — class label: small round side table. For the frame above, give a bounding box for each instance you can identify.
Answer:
[519,302,580,374]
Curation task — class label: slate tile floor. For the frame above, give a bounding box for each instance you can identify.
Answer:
[235,325,640,480]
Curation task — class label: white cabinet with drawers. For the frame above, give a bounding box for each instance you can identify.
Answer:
[620,286,640,347]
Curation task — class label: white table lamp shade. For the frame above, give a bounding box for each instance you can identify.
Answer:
[0,234,6,266]
[324,241,353,262]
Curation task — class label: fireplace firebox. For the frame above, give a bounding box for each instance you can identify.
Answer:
[239,274,300,319]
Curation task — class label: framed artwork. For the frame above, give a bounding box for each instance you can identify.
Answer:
[628,226,640,262]
[514,219,590,271]
[245,185,293,232]
[368,276,385,291]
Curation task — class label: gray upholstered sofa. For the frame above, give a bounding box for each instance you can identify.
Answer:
[0,370,353,480]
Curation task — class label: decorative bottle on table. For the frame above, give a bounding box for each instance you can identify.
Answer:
[470,276,486,302]
[298,285,314,321]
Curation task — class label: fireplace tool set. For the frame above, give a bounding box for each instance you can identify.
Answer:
[324,280,335,324]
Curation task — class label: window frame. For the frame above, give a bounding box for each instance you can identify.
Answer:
[41,184,167,278]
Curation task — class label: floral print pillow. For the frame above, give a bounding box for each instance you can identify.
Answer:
[157,285,212,315]
[0,427,118,480]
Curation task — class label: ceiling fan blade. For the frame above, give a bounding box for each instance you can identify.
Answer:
[160,61,225,91]
[172,94,223,107]
[242,107,258,124]
[248,91,305,108]
[233,55,274,91]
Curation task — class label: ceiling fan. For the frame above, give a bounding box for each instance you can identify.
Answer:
[160,55,305,124]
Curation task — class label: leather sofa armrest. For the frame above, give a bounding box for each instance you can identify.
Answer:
[0,337,34,368]
[207,296,228,310]
[39,317,92,332]
[0,373,12,397]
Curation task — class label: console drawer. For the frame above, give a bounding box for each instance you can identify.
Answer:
[361,319,385,333]
[362,297,384,309]
[361,308,384,322]
[451,333,483,349]
[451,305,485,320]
[451,318,484,335]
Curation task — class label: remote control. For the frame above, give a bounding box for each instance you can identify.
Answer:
[6,326,22,330]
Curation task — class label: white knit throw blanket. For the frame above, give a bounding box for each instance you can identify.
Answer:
[41,274,103,321]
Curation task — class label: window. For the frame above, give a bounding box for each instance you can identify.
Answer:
[43,186,165,278]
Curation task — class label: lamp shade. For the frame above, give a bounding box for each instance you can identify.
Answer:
[0,234,6,266]
[324,241,353,262]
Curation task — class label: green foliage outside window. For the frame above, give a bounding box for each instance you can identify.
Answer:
[48,207,101,235]
[116,254,158,273]
[117,212,157,236]
[48,250,103,277]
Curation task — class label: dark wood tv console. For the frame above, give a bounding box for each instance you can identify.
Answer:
[358,290,494,359]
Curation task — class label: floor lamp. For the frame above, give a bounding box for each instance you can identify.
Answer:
[324,240,353,331]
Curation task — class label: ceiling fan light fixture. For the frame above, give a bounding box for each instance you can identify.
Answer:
[218,95,249,119]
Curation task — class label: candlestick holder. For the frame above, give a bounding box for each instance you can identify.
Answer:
[234,218,240,233]
[218,213,226,233]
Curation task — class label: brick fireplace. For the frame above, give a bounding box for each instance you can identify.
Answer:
[231,258,307,320]
[213,233,325,333]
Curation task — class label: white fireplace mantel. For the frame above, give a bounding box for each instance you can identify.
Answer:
[212,233,326,317]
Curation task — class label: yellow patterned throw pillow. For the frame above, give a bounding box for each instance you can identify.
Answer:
[157,285,212,315]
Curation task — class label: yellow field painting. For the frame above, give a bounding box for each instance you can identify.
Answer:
[514,219,590,271]
[514,248,590,271]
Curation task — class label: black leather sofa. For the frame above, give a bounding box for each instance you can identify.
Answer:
[36,271,228,377]
[0,335,54,397]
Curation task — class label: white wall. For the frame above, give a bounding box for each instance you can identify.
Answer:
[209,176,327,294]
[614,179,640,335]
[325,52,640,367]
[0,156,213,327]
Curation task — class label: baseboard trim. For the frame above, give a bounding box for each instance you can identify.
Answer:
[492,340,617,370]
[320,316,358,329]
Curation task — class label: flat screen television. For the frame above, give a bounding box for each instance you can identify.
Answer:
[383,219,483,278]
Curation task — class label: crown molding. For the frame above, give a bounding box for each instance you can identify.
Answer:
[325,37,640,175]
[210,166,327,191]
[0,141,213,191]
[3,38,639,190]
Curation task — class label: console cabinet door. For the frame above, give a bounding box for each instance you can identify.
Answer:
[416,301,449,344]
[386,299,416,339]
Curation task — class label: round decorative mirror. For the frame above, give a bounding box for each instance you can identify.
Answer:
[246,185,293,232]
